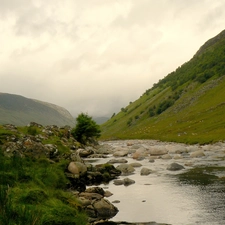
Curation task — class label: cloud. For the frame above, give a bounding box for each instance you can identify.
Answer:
[0,0,225,118]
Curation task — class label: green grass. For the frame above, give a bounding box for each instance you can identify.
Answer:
[101,75,225,144]
[0,152,88,225]
[101,30,225,144]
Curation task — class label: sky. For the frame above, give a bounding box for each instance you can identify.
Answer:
[0,0,225,118]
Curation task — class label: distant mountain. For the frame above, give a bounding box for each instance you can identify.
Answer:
[101,29,225,144]
[93,117,109,125]
[0,93,75,127]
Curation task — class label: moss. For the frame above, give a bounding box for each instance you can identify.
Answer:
[177,166,225,186]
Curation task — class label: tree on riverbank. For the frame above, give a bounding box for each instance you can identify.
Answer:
[72,113,101,144]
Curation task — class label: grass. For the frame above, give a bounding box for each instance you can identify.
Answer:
[100,76,225,144]
[0,153,88,225]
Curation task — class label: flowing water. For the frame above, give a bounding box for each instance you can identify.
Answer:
[87,140,225,225]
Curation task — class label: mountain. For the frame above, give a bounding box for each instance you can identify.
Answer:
[93,116,109,125]
[101,29,225,144]
[0,93,75,127]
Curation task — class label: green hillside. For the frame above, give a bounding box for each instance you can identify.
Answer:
[0,93,75,127]
[100,29,225,144]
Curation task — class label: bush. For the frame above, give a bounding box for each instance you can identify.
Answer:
[71,113,101,144]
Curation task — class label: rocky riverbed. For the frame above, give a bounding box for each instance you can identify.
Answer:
[86,139,225,225]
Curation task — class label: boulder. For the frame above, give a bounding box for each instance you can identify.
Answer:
[167,163,185,171]
[113,148,129,157]
[132,147,147,160]
[95,144,114,154]
[113,178,135,186]
[190,150,205,158]
[140,167,152,176]
[79,192,103,200]
[68,162,87,177]
[104,190,113,197]
[85,187,105,196]
[113,179,124,185]
[149,147,168,156]
[116,163,135,175]
[78,187,118,220]
[129,162,142,167]
[173,154,182,159]
[123,178,135,186]
[78,148,95,157]
[161,154,172,159]
[93,198,118,219]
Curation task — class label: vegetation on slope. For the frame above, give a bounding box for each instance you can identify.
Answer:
[100,29,225,144]
[0,93,75,127]
[0,125,87,225]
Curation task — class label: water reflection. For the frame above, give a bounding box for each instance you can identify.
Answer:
[88,142,225,225]
[94,163,225,225]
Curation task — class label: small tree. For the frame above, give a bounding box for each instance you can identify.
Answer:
[71,113,101,144]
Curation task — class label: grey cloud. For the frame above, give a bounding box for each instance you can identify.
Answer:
[10,43,49,60]
[0,0,28,16]
[197,2,225,32]
[112,0,171,28]
[15,13,57,37]
[1,0,225,118]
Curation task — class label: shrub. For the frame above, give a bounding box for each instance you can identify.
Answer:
[71,113,101,144]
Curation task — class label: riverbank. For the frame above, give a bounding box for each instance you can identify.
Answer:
[1,123,225,224]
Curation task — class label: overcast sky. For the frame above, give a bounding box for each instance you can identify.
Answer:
[0,0,225,118]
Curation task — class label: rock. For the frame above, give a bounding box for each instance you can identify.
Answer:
[123,178,135,186]
[85,187,105,196]
[167,163,185,171]
[161,154,172,159]
[140,167,152,176]
[79,148,95,157]
[116,163,135,175]
[107,159,128,164]
[113,179,124,185]
[68,162,87,177]
[79,192,103,200]
[87,154,108,158]
[130,162,142,167]
[113,148,129,157]
[173,154,182,159]
[93,198,118,219]
[190,150,205,158]
[130,144,142,149]
[132,147,147,160]
[79,187,118,221]
[166,144,187,154]
[70,151,84,162]
[149,156,159,160]
[149,146,168,156]
[95,144,114,154]
[86,204,96,218]
[186,145,199,152]
[78,197,91,206]
[104,190,113,197]
[112,200,120,203]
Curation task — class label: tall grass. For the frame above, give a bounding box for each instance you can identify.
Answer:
[0,149,88,225]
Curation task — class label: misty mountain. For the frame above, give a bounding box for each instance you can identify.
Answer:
[101,29,225,144]
[0,93,75,127]
[93,117,109,125]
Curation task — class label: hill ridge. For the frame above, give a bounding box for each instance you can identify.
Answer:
[0,93,75,127]
[101,29,225,144]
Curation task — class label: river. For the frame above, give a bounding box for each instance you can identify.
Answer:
[87,140,225,225]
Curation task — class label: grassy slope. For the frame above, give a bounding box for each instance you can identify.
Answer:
[0,93,75,127]
[0,126,87,225]
[100,30,225,144]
